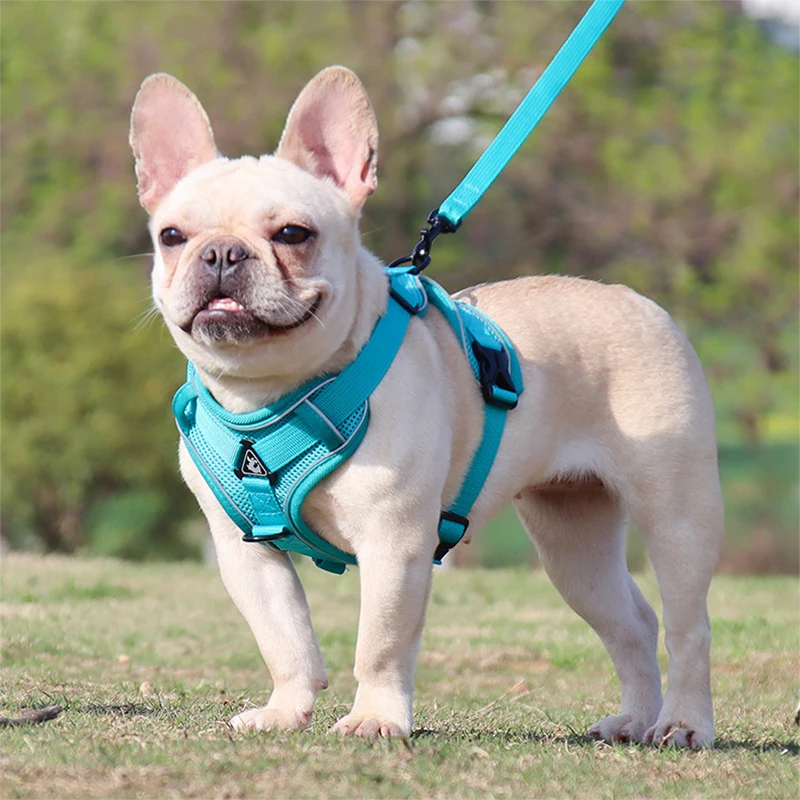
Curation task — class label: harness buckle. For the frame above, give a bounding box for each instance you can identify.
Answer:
[434,510,470,564]
[471,341,519,410]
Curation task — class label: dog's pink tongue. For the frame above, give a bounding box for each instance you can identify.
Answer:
[207,297,243,312]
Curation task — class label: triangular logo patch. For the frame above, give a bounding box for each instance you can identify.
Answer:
[234,439,270,480]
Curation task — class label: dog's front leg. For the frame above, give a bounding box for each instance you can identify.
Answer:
[184,445,327,732]
[214,531,328,732]
[213,527,328,732]
[332,538,433,739]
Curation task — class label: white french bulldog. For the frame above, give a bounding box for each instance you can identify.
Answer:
[130,67,723,747]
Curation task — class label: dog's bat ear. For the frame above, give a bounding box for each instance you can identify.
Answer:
[276,66,378,210]
[129,74,219,214]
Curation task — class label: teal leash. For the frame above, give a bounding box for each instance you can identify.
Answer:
[389,0,625,272]
[438,0,625,229]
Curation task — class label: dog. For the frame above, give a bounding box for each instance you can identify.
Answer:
[129,66,723,748]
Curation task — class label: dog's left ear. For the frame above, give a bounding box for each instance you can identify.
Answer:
[276,66,378,210]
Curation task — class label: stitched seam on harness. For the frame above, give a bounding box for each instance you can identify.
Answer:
[193,376,338,433]
[461,303,512,363]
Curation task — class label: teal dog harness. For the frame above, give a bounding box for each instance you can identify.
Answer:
[173,267,523,574]
[171,0,628,573]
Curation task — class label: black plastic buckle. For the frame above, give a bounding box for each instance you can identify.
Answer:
[435,510,470,563]
[387,209,460,274]
[471,341,518,410]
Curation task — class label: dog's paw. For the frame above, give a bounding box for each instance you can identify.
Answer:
[588,713,651,745]
[643,717,713,749]
[230,705,311,733]
[331,713,408,740]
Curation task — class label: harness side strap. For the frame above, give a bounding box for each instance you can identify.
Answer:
[311,275,421,426]
[420,281,524,564]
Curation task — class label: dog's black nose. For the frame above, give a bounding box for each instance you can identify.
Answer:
[200,240,251,272]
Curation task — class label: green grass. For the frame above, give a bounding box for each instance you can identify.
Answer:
[1,554,797,798]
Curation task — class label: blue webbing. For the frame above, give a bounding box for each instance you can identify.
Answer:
[438,0,625,229]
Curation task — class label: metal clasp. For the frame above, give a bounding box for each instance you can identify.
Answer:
[387,209,460,273]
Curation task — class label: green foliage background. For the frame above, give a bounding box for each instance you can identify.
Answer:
[1,1,797,568]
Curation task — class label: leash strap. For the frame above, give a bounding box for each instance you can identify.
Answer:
[437,0,625,231]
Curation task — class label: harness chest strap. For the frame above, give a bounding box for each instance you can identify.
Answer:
[173,269,523,573]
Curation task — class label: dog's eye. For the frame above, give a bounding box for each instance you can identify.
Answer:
[160,227,187,247]
[273,225,314,246]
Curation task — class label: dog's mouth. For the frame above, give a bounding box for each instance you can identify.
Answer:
[205,297,248,315]
[184,293,322,343]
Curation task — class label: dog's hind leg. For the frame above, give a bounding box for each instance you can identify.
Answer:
[630,456,723,749]
[513,482,663,744]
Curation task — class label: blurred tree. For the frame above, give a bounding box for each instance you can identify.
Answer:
[0,253,196,557]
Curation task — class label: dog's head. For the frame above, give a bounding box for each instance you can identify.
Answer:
[130,67,380,385]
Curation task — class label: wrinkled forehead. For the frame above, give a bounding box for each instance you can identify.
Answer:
[152,155,354,232]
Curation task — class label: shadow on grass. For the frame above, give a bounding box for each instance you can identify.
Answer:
[713,738,798,756]
[411,726,595,747]
[411,727,799,755]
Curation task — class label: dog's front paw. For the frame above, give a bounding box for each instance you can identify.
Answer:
[230,705,312,733]
[588,713,654,744]
[331,712,409,740]
[643,716,713,749]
